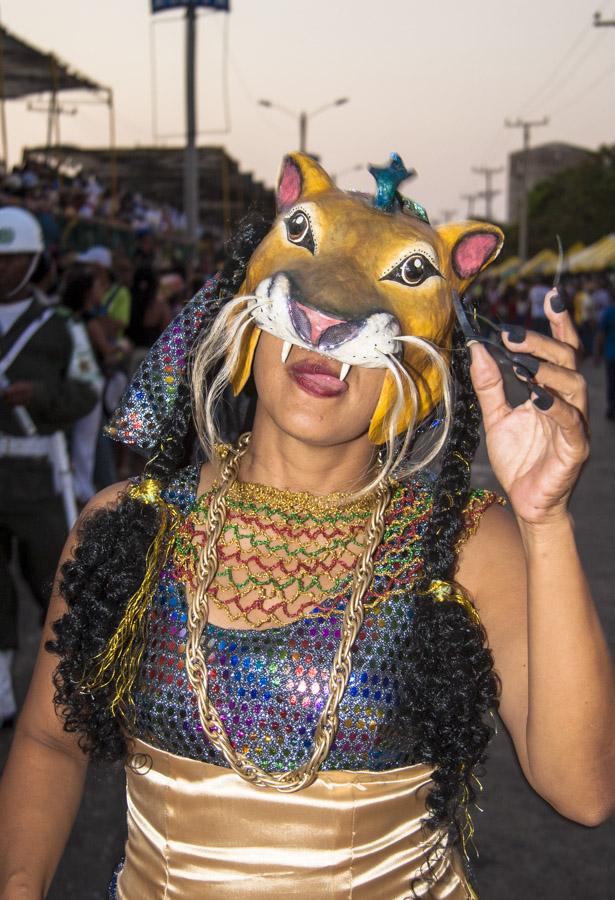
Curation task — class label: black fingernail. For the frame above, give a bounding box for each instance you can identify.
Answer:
[550,293,566,314]
[512,353,539,375]
[532,386,554,411]
[503,325,526,343]
[513,364,533,381]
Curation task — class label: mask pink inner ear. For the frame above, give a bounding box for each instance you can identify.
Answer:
[277,160,302,211]
[453,232,499,279]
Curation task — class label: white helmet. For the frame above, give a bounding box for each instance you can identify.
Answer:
[0,206,44,255]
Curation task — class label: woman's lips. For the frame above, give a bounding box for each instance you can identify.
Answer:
[288,360,348,398]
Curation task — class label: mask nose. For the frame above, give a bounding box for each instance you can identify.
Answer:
[291,300,347,345]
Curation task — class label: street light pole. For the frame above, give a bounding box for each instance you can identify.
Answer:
[258,97,348,155]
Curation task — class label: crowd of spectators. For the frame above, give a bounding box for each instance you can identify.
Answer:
[0,157,189,241]
[472,272,615,351]
[0,158,228,496]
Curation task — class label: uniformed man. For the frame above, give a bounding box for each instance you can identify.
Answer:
[0,207,96,726]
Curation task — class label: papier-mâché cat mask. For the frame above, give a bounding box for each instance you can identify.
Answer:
[229,151,504,444]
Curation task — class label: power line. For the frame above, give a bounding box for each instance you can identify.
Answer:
[504,117,549,260]
[439,208,457,223]
[471,165,503,219]
[519,28,594,114]
[519,3,609,114]
[552,56,615,115]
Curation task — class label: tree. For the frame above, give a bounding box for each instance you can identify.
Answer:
[525,145,615,256]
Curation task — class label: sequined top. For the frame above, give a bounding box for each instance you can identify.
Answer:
[132,466,499,772]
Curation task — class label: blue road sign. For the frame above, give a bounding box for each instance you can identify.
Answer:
[151,0,229,12]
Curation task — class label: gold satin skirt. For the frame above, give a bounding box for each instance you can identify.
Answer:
[116,738,473,899]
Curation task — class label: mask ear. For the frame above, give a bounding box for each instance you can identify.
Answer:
[437,221,504,290]
[276,152,338,212]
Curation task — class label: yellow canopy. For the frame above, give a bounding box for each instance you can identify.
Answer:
[541,241,584,276]
[516,249,558,280]
[568,235,615,273]
[486,255,521,279]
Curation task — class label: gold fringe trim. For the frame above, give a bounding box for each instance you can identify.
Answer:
[82,478,181,721]
[426,579,481,627]
[455,492,505,552]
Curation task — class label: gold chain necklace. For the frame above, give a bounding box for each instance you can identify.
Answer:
[184,432,392,792]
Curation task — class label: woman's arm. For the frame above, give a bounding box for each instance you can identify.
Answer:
[458,505,615,825]
[0,483,127,899]
[458,288,615,825]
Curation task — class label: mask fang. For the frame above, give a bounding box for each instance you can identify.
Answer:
[281,340,292,364]
[339,362,351,382]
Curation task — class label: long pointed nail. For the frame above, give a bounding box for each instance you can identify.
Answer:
[281,341,292,363]
[339,363,351,381]
[511,353,539,375]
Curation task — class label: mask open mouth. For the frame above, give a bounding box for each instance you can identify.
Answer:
[287,298,365,352]
[250,272,401,370]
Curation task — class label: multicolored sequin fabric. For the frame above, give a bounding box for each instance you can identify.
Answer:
[132,466,499,772]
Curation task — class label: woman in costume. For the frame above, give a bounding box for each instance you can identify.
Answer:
[0,153,614,899]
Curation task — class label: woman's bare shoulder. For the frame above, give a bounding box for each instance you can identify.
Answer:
[456,501,527,620]
[80,480,131,516]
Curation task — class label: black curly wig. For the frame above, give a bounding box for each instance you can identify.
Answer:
[47,211,499,855]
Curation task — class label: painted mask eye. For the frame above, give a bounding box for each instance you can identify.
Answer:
[384,253,441,287]
[285,209,315,253]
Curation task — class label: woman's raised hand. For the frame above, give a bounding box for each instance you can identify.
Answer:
[469,288,589,526]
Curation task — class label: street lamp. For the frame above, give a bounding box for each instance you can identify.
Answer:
[258,97,349,153]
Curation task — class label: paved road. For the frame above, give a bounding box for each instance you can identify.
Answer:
[1,362,614,899]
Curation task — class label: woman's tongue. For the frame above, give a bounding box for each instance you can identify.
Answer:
[289,360,348,397]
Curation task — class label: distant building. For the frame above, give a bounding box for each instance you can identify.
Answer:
[22,144,275,238]
[507,141,593,224]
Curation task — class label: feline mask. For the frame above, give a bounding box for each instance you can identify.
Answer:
[229,151,503,443]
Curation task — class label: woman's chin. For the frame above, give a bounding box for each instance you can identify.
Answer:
[260,410,370,450]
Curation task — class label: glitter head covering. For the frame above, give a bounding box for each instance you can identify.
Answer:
[106,277,221,453]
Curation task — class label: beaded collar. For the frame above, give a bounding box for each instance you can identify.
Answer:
[172,476,395,630]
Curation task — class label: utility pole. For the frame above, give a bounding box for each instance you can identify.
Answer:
[184,2,199,262]
[594,11,615,26]
[472,165,503,219]
[460,192,479,218]
[505,116,548,260]
[439,208,457,223]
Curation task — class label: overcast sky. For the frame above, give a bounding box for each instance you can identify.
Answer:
[1,0,613,223]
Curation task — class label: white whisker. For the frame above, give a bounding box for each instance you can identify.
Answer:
[192,293,267,461]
